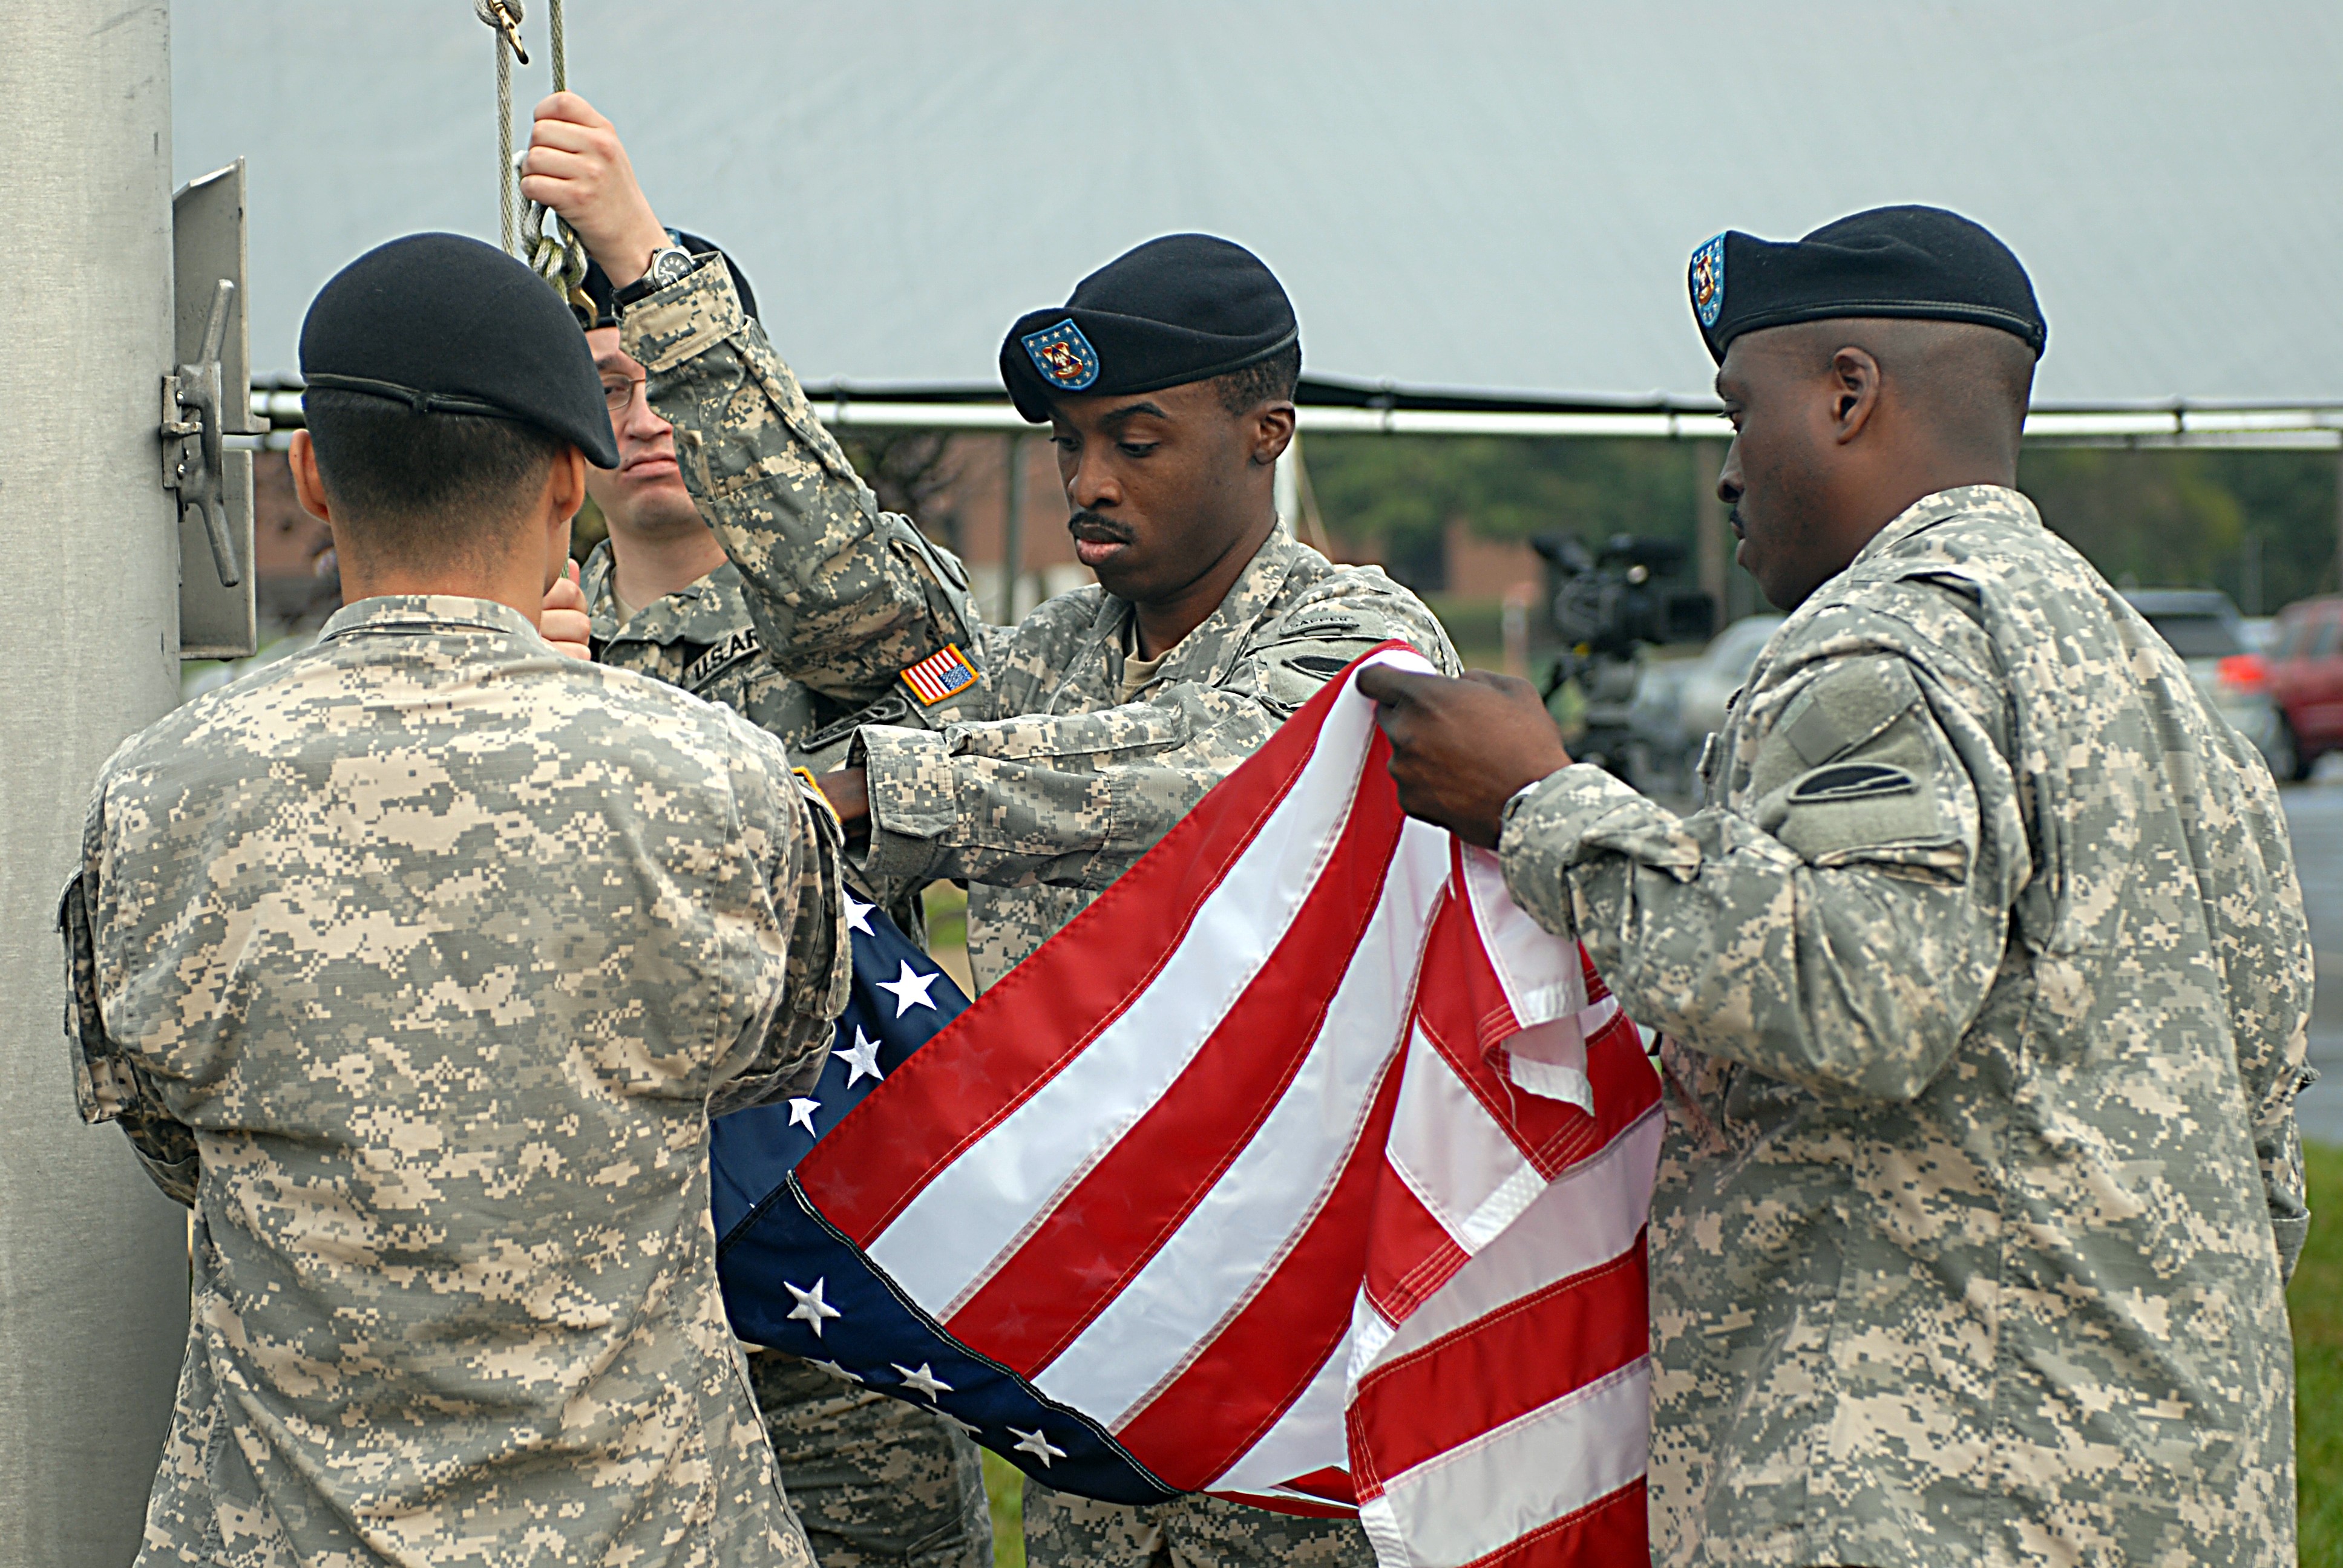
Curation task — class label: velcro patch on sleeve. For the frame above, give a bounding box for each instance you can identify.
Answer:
[1775,656,1925,768]
[1789,761,1917,803]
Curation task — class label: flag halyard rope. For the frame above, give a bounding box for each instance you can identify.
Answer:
[477,0,590,319]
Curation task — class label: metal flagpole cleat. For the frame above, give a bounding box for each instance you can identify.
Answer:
[162,277,241,590]
[165,158,259,658]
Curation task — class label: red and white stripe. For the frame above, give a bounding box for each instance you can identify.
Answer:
[796,644,1658,1567]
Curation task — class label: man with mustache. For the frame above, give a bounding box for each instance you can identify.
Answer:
[1355,206,2313,1566]
[525,90,1453,1568]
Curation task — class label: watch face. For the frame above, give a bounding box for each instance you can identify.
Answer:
[655,248,694,284]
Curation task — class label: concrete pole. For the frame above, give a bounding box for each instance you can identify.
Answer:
[0,4,192,1565]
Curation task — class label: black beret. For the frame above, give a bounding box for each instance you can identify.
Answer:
[300,232,619,468]
[1689,204,2045,364]
[580,229,759,330]
[999,234,1297,423]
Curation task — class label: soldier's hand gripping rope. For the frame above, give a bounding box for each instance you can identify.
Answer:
[477,0,591,320]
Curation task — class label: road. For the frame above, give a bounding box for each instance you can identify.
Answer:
[2282,773,2343,1147]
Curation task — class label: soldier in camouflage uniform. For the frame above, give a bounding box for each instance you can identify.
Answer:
[546,230,989,1563]
[567,247,939,923]
[1360,207,2313,1567]
[526,91,1455,1567]
[61,234,851,1567]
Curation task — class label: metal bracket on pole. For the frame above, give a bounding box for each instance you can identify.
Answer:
[162,278,241,589]
[168,158,258,659]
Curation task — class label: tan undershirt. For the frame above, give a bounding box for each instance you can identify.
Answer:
[1119,622,1180,703]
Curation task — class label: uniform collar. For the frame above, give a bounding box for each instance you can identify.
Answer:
[1852,483,2040,567]
[1090,524,1314,694]
[318,594,543,643]
[581,538,752,646]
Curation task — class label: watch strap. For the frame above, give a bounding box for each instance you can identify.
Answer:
[611,241,698,312]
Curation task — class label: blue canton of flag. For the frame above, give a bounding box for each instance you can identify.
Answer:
[711,891,966,1239]
[709,892,1183,1504]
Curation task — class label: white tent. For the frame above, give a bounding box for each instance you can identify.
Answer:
[177,0,2343,428]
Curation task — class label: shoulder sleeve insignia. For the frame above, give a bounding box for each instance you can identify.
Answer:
[1789,761,1916,803]
[900,643,980,705]
[1021,319,1101,391]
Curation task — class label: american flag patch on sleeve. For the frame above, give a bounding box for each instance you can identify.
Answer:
[900,644,980,705]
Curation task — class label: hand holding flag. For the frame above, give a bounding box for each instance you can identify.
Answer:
[713,646,1659,1568]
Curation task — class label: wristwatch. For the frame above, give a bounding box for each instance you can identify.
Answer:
[612,234,698,310]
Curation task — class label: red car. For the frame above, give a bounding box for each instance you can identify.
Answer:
[2263,595,2343,779]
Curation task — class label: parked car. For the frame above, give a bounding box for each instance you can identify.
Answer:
[2261,595,2343,780]
[1624,615,1785,797]
[2124,590,2295,780]
[1673,615,1788,747]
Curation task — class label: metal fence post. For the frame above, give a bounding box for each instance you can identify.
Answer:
[1001,431,1029,623]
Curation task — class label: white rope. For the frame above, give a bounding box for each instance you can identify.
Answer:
[518,0,590,315]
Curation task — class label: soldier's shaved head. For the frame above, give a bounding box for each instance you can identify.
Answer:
[1713,317,2037,610]
[1771,316,2035,466]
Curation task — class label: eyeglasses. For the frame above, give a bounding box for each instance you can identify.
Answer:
[601,375,646,414]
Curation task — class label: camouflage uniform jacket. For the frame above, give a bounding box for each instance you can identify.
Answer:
[1498,486,2313,1568]
[61,595,850,1568]
[580,539,894,777]
[621,257,1459,988]
[580,540,926,942]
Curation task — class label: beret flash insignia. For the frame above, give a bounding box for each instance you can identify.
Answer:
[1022,319,1100,391]
[1690,232,1727,328]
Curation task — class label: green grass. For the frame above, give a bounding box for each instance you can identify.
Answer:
[982,1450,1026,1568]
[922,881,967,953]
[2299,1142,2343,1565]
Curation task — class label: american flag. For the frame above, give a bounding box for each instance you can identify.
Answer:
[899,643,981,705]
[712,645,1660,1568]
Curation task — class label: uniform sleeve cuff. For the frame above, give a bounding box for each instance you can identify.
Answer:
[854,724,958,886]
[619,254,746,374]
[1496,763,1699,933]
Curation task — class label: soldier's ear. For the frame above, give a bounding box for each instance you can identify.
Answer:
[1249,402,1296,468]
[1828,347,1883,444]
[289,432,335,524]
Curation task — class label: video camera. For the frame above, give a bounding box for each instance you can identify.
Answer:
[1532,534,1716,657]
[1530,533,1717,781]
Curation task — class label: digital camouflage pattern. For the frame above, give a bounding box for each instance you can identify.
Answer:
[61,595,849,1568]
[582,540,824,757]
[621,255,1461,992]
[749,1351,995,1567]
[582,542,987,1564]
[1023,1487,1378,1568]
[622,255,1446,1560]
[1496,486,2313,1568]
[580,538,945,780]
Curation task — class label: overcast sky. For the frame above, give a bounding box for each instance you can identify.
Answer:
[174,1,2343,406]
